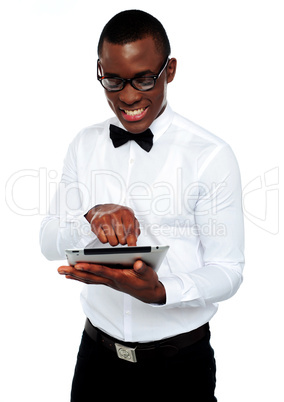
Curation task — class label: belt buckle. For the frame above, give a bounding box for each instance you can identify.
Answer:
[115,343,137,363]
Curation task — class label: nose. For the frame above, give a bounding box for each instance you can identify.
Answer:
[118,82,142,105]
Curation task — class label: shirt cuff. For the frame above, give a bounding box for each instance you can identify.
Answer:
[153,274,205,308]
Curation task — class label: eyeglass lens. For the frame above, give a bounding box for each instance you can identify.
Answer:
[101,77,155,91]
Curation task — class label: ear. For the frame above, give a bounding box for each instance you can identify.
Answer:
[97,59,103,76]
[166,58,177,84]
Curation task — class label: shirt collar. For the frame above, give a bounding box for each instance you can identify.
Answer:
[149,103,174,143]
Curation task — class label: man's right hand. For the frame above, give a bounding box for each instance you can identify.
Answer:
[85,204,140,246]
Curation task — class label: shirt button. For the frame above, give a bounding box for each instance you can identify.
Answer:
[129,158,134,164]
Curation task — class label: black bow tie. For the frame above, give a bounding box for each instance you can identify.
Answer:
[109,124,154,152]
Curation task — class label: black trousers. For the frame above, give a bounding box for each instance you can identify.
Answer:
[71,327,217,401]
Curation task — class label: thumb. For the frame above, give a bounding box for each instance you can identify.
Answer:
[133,259,147,274]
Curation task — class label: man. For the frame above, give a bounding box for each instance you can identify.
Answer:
[40,9,244,401]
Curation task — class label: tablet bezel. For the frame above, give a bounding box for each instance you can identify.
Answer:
[65,245,169,271]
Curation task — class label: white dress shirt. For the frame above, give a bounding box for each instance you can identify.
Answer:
[40,105,245,342]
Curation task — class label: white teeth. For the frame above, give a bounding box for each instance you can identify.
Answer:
[124,108,145,116]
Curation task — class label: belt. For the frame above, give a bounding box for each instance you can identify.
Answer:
[84,319,209,363]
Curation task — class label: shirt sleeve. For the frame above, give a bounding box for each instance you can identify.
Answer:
[39,135,95,260]
[157,144,245,308]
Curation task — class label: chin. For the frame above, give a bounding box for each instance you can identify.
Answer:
[120,120,152,134]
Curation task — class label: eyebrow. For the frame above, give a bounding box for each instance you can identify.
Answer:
[103,69,156,78]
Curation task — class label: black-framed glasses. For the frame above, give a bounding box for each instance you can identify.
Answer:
[97,57,169,92]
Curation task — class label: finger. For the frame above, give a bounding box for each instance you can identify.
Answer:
[64,273,96,285]
[113,217,127,245]
[126,234,137,247]
[60,264,115,286]
[74,263,119,280]
[121,211,138,246]
[134,217,141,238]
[90,218,108,243]
[133,260,147,273]
[96,225,109,244]
[74,262,104,273]
[126,218,140,246]
[58,265,72,274]
[74,263,92,271]
[100,222,119,246]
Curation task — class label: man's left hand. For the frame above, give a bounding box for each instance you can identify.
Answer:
[58,260,166,304]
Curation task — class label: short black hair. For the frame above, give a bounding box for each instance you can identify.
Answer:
[97,10,171,58]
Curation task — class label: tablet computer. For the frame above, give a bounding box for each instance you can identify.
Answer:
[65,245,169,271]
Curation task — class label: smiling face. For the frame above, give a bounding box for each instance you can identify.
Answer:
[98,37,176,134]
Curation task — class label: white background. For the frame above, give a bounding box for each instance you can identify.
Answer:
[1,0,283,400]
